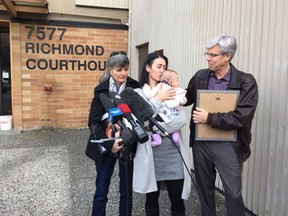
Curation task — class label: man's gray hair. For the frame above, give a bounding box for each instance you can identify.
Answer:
[205,34,237,60]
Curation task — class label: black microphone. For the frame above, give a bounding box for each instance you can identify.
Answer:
[109,91,149,143]
[120,88,169,136]
[99,93,136,146]
[99,93,123,124]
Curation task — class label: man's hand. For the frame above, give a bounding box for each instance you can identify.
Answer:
[193,107,208,124]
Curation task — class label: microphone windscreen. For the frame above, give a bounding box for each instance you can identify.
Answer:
[99,93,115,111]
[120,87,154,122]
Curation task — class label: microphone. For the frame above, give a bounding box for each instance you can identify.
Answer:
[99,93,123,124]
[99,93,136,146]
[109,91,149,143]
[90,137,122,143]
[120,88,169,136]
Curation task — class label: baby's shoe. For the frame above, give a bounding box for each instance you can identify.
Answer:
[151,133,162,147]
[172,132,180,146]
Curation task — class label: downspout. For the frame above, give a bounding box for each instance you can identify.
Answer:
[128,0,132,77]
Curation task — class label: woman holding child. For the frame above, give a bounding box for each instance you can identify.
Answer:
[133,52,191,216]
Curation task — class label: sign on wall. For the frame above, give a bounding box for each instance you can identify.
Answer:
[16,23,128,129]
[24,25,110,72]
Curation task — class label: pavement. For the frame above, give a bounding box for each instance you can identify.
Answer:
[0,128,231,216]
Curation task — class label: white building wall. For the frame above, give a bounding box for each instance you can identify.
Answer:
[129,0,288,215]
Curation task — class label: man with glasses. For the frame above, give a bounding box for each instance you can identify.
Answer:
[185,35,258,216]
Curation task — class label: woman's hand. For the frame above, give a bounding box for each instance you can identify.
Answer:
[154,84,176,101]
[105,123,123,153]
[111,138,123,153]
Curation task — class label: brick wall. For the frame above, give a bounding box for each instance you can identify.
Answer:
[10,22,128,129]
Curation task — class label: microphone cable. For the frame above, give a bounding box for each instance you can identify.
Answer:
[166,132,217,216]
[164,133,196,187]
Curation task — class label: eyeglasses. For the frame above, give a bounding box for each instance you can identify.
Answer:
[110,51,127,57]
[204,52,227,57]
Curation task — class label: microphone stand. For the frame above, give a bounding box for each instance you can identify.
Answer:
[124,142,134,216]
[116,120,135,216]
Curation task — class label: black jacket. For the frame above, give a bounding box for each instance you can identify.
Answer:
[185,64,258,162]
[85,77,140,164]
